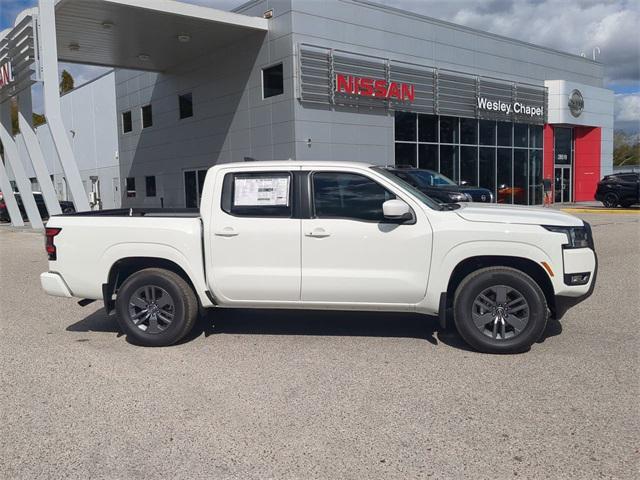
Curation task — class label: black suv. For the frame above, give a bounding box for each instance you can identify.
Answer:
[595,172,639,208]
[385,166,494,203]
[0,191,75,222]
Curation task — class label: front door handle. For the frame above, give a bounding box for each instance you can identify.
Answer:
[214,226,239,237]
[305,227,331,238]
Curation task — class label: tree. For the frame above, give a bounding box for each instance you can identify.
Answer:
[59,69,75,94]
[33,113,46,127]
[10,98,19,135]
[613,131,640,167]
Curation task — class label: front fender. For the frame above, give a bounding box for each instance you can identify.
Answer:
[421,240,557,314]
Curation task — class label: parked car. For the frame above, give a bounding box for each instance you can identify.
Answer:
[40,161,596,354]
[0,191,75,222]
[497,184,526,205]
[595,172,639,208]
[385,166,494,203]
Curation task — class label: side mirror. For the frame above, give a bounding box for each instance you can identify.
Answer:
[383,199,412,221]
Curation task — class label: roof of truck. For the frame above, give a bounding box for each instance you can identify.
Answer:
[213,160,377,170]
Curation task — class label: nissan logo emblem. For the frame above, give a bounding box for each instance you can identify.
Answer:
[568,89,584,118]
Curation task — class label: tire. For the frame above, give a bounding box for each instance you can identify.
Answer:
[602,192,619,208]
[63,207,75,214]
[453,267,548,354]
[115,268,198,347]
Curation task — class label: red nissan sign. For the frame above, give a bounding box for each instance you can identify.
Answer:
[335,74,415,102]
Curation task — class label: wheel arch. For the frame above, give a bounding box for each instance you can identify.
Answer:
[445,255,556,316]
[103,257,199,314]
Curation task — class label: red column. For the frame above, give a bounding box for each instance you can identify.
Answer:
[573,127,601,202]
[543,124,554,203]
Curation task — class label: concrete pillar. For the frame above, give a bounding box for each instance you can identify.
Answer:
[17,89,62,217]
[0,153,23,226]
[37,0,89,212]
[0,101,44,229]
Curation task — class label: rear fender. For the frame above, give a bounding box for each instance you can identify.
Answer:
[99,243,212,308]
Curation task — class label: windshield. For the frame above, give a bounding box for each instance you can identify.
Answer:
[406,170,457,187]
[371,167,443,210]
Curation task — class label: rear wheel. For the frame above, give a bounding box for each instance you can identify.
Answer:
[453,267,548,354]
[115,268,198,346]
[602,192,619,208]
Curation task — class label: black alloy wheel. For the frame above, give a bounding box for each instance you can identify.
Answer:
[602,192,619,208]
[453,267,548,354]
[115,268,198,347]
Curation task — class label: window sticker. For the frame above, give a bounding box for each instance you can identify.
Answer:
[234,176,290,206]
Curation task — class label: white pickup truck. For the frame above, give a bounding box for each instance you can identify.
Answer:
[41,161,597,353]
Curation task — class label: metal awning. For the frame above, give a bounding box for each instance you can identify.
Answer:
[54,0,269,71]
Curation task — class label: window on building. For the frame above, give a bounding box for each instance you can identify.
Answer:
[514,123,528,148]
[179,93,193,119]
[418,114,438,142]
[497,122,512,146]
[497,149,512,204]
[479,147,496,194]
[126,177,136,198]
[418,144,437,171]
[141,104,153,128]
[262,63,284,99]
[439,145,458,182]
[394,112,543,205]
[395,143,416,167]
[440,117,459,144]
[530,125,543,149]
[479,120,496,145]
[312,172,396,222]
[460,146,478,186]
[122,111,132,133]
[184,169,208,208]
[513,149,529,205]
[221,172,292,217]
[460,118,478,145]
[145,176,156,197]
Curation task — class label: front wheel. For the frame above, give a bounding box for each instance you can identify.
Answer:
[602,192,619,208]
[453,267,548,354]
[115,268,198,346]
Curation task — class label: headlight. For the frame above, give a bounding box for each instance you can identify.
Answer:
[543,224,593,249]
[465,193,473,201]
[447,192,468,202]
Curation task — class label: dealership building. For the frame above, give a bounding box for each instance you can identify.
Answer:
[1,0,614,224]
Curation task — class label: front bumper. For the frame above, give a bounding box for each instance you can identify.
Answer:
[554,251,598,319]
[40,272,73,298]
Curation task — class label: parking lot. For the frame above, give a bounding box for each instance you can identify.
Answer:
[1,211,638,479]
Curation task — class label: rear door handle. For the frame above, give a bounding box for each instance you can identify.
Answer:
[214,226,239,237]
[305,227,331,238]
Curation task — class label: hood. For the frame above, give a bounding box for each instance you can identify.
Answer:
[455,203,584,227]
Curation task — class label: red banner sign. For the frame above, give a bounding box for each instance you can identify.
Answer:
[335,74,415,102]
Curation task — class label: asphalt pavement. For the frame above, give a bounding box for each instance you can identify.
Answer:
[1,212,638,479]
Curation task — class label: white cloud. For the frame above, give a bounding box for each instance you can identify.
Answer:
[615,93,640,122]
[379,0,640,87]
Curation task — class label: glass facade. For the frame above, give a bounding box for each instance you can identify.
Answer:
[394,112,544,205]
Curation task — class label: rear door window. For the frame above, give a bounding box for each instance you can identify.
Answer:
[221,172,293,217]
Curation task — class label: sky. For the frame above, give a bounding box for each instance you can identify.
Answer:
[1,0,639,133]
